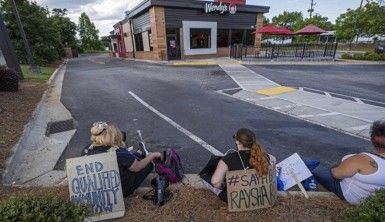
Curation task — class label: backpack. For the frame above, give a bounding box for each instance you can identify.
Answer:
[155,148,184,183]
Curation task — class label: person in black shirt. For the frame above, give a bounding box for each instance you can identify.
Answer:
[83,121,162,197]
[201,128,274,202]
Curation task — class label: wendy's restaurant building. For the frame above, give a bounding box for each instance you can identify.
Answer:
[110,0,269,61]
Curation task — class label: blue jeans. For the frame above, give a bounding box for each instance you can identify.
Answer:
[312,165,345,200]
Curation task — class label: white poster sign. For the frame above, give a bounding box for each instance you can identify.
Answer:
[66,152,125,221]
[276,153,312,190]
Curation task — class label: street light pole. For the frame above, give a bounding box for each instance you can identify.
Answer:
[10,0,40,74]
[355,0,364,43]
[0,10,23,79]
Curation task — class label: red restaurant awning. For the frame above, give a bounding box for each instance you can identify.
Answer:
[295,25,326,35]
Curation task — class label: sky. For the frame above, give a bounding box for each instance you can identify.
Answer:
[35,0,364,37]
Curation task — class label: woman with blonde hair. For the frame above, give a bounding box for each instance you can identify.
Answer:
[84,121,162,197]
[200,128,275,202]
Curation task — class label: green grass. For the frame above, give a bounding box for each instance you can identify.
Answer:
[21,65,56,82]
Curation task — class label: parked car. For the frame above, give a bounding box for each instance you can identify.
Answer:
[375,42,385,53]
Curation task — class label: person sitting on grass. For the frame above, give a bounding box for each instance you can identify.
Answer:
[200,128,276,202]
[313,120,385,205]
[83,121,162,197]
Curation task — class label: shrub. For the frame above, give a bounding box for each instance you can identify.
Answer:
[339,189,385,222]
[0,194,92,222]
[352,53,365,60]
[341,53,353,59]
[0,65,19,92]
[365,52,381,61]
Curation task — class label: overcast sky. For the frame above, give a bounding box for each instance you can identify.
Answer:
[35,0,363,37]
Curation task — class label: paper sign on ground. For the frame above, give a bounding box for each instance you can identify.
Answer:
[226,165,277,212]
[66,152,125,221]
[276,153,312,190]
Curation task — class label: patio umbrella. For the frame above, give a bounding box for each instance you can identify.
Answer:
[253,24,295,36]
[295,25,326,35]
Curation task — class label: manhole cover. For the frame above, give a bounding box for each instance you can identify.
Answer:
[46,119,75,136]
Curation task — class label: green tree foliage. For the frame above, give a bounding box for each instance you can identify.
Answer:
[0,0,77,65]
[51,8,77,48]
[336,1,385,42]
[78,12,103,51]
[272,11,303,30]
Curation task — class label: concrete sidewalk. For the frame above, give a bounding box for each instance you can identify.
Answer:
[3,62,74,186]
[218,63,385,139]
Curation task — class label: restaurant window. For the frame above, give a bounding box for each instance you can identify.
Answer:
[231,29,244,45]
[217,29,230,47]
[244,29,255,46]
[190,28,211,49]
[134,33,144,51]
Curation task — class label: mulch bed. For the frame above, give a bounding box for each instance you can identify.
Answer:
[0,81,47,183]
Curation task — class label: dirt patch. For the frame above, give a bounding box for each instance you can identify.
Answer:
[0,81,47,184]
[119,186,348,222]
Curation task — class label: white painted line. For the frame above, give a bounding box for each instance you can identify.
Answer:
[324,92,332,97]
[272,107,281,110]
[298,114,315,118]
[349,124,371,131]
[318,112,340,117]
[260,97,277,100]
[128,91,223,156]
[354,97,365,104]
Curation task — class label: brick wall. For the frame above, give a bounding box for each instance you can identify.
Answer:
[254,13,264,48]
[149,7,167,60]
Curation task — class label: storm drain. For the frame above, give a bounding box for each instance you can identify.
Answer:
[222,88,242,95]
[45,119,75,136]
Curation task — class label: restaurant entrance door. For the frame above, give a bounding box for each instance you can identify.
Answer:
[166,29,181,60]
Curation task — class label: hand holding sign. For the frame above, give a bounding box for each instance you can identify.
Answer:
[276,153,313,191]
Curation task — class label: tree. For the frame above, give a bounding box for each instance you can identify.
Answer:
[272,11,303,30]
[301,14,334,31]
[78,12,103,51]
[51,8,77,48]
[0,1,76,65]
[336,1,385,42]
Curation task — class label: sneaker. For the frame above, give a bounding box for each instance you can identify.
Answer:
[138,141,149,156]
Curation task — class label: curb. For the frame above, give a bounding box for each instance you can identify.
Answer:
[2,60,69,185]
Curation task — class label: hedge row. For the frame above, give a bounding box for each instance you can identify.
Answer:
[341,52,385,61]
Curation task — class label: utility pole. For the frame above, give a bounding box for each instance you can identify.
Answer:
[10,0,40,74]
[308,0,316,19]
[354,0,364,43]
[0,11,23,79]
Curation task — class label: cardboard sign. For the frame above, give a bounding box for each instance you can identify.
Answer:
[66,152,125,221]
[226,165,277,212]
[276,153,312,190]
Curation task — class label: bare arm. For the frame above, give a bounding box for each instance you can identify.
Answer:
[211,160,228,189]
[331,154,364,180]
[129,152,161,172]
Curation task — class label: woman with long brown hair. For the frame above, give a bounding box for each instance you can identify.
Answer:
[203,128,275,202]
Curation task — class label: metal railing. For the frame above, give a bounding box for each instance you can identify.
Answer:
[230,43,338,60]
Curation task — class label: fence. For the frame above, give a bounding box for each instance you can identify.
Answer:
[230,43,338,60]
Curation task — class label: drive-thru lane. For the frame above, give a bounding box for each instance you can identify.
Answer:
[56,55,370,173]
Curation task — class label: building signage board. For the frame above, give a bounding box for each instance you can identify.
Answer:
[66,152,125,221]
[214,0,246,6]
[226,166,277,212]
[204,2,237,14]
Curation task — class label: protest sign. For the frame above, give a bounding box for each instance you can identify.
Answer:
[276,153,312,191]
[66,152,125,221]
[226,165,277,212]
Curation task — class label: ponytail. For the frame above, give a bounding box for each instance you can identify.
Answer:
[249,142,269,176]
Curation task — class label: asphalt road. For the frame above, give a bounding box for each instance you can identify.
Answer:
[55,55,370,173]
[245,64,385,104]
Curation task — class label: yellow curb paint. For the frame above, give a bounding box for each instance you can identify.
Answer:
[256,86,296,96]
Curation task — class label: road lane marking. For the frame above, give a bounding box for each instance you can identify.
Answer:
[128,91,224,156]
[318,112,340,117]
[353,97,364,104]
